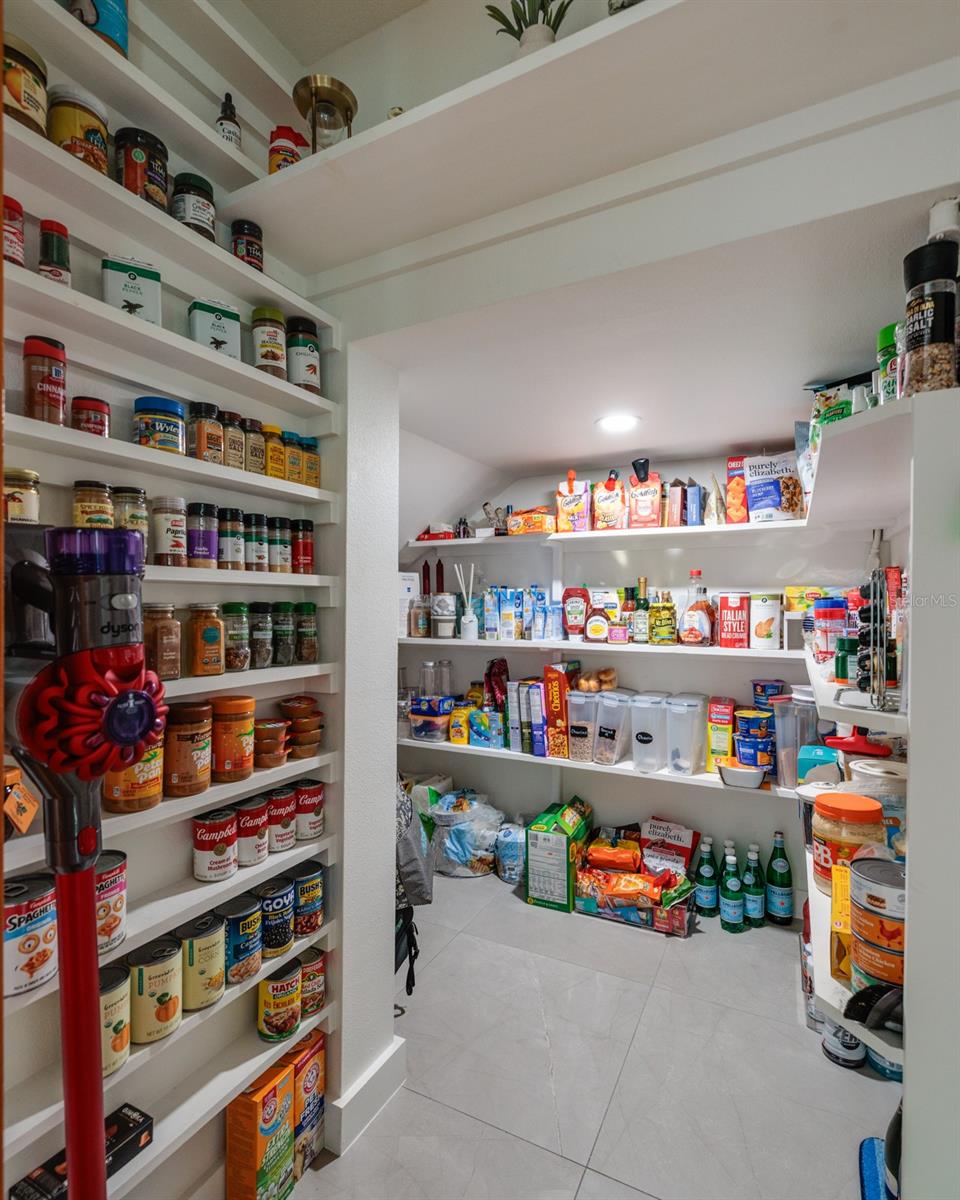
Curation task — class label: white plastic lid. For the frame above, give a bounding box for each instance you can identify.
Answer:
[667,692,708,710]
[47,83,109,123]
[928,196,960,243]
[596,688,637,707]
[631,690,670,706]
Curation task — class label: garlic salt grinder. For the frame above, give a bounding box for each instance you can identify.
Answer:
[292,74,358,152]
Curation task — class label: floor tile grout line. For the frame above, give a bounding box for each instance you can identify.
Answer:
[578,1163,664,1200]
[650,975,812,1038]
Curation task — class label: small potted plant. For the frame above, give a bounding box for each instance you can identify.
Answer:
[486,0,575,56]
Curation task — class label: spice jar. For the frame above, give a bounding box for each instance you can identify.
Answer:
[272,602,296,667]
[902,241,959,396]
[223,602,252,672]
[811,793,884,894]
[71,396,110,437]
[282,432,303,483]
[114,127,169,211]
[286,318,321,393]
[171,172,216,242]
[23,336,67,425]
[73,481,114,529]
[295,602,318,664]
[152,496,187,566]
[217,507,245,571]
[133,396,186,455]
[143,603,181,681]
[250,603,274,669]
[187,503,219,568]
[221,411,245,470]
[189,604,224,675]
[291,520,315,574]
[4,36,48,136]
[187,403,223,464]
[243,512,269,572]
[252,308,287,378]
[211,695,256,783]
[231,220,263,271]
[4,195,25,266]
[163,702,212,797]
[267,516,291,573]
[38,220,71,286]
[242,417,265,474]
[262,425,285,478]
[102,734,164,813]
[112,486,149,557]
[301,438,320,489]
[834,636,859,687]
[46,85,108,174]
[4,469,40,524]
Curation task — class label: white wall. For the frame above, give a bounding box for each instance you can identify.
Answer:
[399,429,510,547]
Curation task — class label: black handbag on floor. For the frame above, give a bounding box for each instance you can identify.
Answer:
[395,906,419,996]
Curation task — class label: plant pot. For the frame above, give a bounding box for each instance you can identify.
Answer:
[518,24,556,56]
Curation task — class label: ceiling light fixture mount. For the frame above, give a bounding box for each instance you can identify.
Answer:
[596,414,640,433]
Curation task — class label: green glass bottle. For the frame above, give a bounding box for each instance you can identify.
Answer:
[748,843,765,888]
[720,854,745,932]
[695,837,719,917]
[722,839,737,872]
[765,830,794,925]
[742,849,766,928]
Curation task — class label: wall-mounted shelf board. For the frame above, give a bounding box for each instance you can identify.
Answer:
[162,662,338,699]
[398,637,803,661]
[804,648,908,736]
[145,566,337,592]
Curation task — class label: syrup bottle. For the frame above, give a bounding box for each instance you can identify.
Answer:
[679,568,716,646]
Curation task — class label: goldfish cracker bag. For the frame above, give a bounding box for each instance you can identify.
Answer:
[628,471,661,527]
[591,473,627,531]
[556,470,591,533]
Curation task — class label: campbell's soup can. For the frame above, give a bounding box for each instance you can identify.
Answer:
[215,893,262,984]
[4,873,58,996]
[290,861,324,937]
[128,936,182,1043]
[267,787,297,853]
[193,808,238,882]
[253,877,294,959]
[295,779,325,841]
[235,795,269,866]
[99,963,131,1078]
[175,912,226,1011]
[300,946,326,1016]
[95,850,127,955]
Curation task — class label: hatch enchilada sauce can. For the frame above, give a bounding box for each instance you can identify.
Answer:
[258,958,302,1042]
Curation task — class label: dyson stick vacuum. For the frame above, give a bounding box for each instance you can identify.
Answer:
[8,528,166,1200]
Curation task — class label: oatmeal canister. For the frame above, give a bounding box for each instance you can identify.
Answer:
[290,861,324,937]
[176,912,226,1011]
[258,958,302,1042]
[4,873,57,997]
[295,779,325,840]
[254,877,295,959]
[128,936,182,1043]
[193,808,239,882]
[215,894,263,984]
[99,963,131,1078]
[236,795,270,866]
[94,851,128,955]
[300,947,326,1016]
[267,786,297,852]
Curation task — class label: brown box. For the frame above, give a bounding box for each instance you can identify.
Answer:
[543,663,579,758]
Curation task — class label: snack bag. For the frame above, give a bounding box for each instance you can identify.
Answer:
[591,473,627,530]
[725,456,748,524]
[743,452,805,522]
[666,479,686,526]
[556,470,591,532]
[628,471,661,527]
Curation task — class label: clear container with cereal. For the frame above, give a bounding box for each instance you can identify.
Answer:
[592,689,636,765]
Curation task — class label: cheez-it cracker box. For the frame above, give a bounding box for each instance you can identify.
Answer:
[726,456,748,524]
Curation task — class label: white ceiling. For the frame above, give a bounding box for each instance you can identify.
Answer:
[366,192,944,474]
[237,0,424,64]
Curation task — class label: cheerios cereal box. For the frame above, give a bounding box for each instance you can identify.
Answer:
[226,1063,294,1200]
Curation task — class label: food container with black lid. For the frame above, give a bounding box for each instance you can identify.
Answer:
[172,172,216,241]
[115,128,169,210]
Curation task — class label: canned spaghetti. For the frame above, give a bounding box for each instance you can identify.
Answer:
[176,912,226,1011]
[215,893,262,983]
[193,808,238,882]
[289,861,324,937]
[253,877,294,958]
[235,795,269,866]
[95,850,127,955]
[300,947,326,1016]
[295,779,325,841]
[267,787,297,853]
[257,957,301,1042]
[99,963,130,1078]
[3,873,57,996]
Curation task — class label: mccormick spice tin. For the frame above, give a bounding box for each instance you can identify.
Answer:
[4,873,57,996]
[175,912,226,1011]
[290,862,324,937]
[295,780,325,841]
[267,787,297,853]
[215,894,262,984]
[99,963,131,1078]
[300,947,326,1016]
[193,808,238,882]
[128,936,182,1043]
[253,877,294,959]
[235,795,269,866]
[257,958,302,1042]
[95,850,128,955]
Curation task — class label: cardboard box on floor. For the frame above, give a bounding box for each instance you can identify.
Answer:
[525,798,592,912]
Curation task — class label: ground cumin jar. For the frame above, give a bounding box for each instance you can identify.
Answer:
[23,337,67,425]
[46,84,109,174]
[242,417,265,474]
[142,603,181,681]
[71,396,110,437]
[163,702,212,797]
[152,496,187,566]
[252,308,287,378]
[211,695,256,783]
[221,411,245,470]
[188,604,224,676]
[262,425,285,478]
[811,793,884,895]
[187,403,223,463]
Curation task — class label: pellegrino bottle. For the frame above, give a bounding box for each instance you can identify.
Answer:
[748,843,765,888]
[695,837,719,917]
[720,854,745,933]
[742,849,766,928]
[766,831,794,925]
[722,839,737,871]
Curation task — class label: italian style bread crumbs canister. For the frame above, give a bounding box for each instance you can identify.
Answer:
[299,947,325,1016]
[4,873,57,996]
[128,936,182,1043]
[163,702,212,797]
[102,735,163,813]
[258,958,302,1042]
[176,912,226,1011]
[99,964,131,1078]
[215,894,262,984]
[295,780,325,840]
[254,877,295,959]
[290,862,324,937]
[212,695,255,782]
[267,787,297,852]
[94,851,127,955]
[193,808,238,882]
[236,795,270,866]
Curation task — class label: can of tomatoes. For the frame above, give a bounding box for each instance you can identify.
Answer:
[95,850,127,955]
[3,873,57,996]
[267,787,297,853]
[128,936,182,1043]
[193,808,238,882]
[295,779,325,840]
[100,963,131,1078]
[289,861,324,937]
[257,957,302,1042]
[300,946,326,1016]
[175,912,226,1011]
[235,795,269,866]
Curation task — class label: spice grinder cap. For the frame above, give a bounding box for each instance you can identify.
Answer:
[220,410,242,425]
[290,519,314,532]
[903,240,959,291]
[243,511,267,525]
[23,336,66,360]
[877,324,899,354]
[189,401,220,420]
[40,219,69,238]
[286,316,318,336]
[249,602,271,614]
[241,417,262,432]
[134,396,185,419]
[187,502,218,517]
[174,172,214,198]
[266,516,291,530]
[231,219,262,238]
[218,507,243,521]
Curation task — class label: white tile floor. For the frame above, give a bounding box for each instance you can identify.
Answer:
[301,873,895,1200]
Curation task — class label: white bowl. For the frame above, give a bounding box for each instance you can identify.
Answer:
[718,761,767,789]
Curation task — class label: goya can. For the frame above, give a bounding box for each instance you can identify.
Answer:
[95,850,127,955]
[214,894,262,984]
[253,877,294,958]
[99,963,131,1078]
[295,779,325,841]
[257,957,302,1042]
[175,912,226,1011]
[235,795,269,866]
[193,808,238,882]
[300,947,326,1016]
[267,787,297,853]
[289,861,324,937]
[3,873,57,996]
[128,936,182,1043]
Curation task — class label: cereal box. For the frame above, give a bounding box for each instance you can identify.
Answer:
[526,798,592,912]
[718,592,750,648]
[226,1063,295,1200]
[706,697,736,773]
[743,452,805,523]
[543,663,579,758]
[725,456,748,524]
[279,1029,325,1179]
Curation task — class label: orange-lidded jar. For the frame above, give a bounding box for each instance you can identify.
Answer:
[811,792,884,895]
[163,702,212,798]
[211,695,255,783]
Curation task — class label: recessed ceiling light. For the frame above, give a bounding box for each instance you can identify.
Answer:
[596,414,640,433]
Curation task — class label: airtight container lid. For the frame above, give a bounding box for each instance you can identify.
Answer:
[666,692,708,710]
[631,691,670,706]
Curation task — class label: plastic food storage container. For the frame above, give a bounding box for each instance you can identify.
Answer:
[592,689,635,766]
[630,691,670,773]
[773,697,819,788]
[666,693,708,775]
[567,692,598,763]
[409,713,451,743]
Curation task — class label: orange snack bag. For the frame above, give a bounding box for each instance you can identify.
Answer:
[556,470,591,532]
[586,837,641,871]
[726,456,748,524]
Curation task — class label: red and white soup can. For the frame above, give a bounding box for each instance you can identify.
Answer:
[193,808,238,882]
[295,779,325,841]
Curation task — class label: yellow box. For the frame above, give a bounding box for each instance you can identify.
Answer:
[226,1063,294,1200]
[784,586,824,612]
[449,705,477,745]
[706,696,736,773]
[830,862,851,982]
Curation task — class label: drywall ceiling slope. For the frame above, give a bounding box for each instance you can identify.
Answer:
[399,430,510,548]
[237,0,425,64]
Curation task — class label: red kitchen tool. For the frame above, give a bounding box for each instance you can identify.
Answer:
[824,726,893,758]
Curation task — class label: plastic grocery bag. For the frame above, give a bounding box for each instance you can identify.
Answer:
[431,791,503,877]
[495,823,526,885]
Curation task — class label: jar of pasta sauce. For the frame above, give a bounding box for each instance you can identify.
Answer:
[71,396,110,437]
[163,702,212,797]
[152,496,187,566]
[291,520,314,574]
[211,695,255,783]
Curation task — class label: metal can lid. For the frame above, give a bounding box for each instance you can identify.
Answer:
[127,935,181,967]
[174,911,226,942]
[214,893,261,921]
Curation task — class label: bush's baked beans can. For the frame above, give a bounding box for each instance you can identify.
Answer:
[235,795,269,866]
[300,946,326,1016]
[253,877,294,958]
[4,873,57,996]
[215,893,262,984]
[95,850,127,955]
[257,957,302,1042]
[128,936,182,1043]
[267,787,297,853]
[99,963,131,1077]
[295,779,325,841]
[289,861,324,938]
[175,912,226,1011]
[193,808,238,882]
